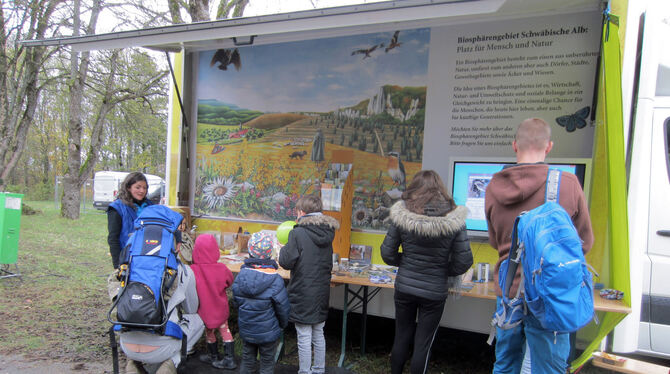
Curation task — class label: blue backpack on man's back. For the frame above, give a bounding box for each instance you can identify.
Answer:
[489,169,595,342]
[108,204,184,332]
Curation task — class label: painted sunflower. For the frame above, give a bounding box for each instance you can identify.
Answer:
[202,177,239,210]
[352,205,372,226]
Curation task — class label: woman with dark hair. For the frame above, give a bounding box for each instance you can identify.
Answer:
[381,170,473,374]
[107,172,152,270]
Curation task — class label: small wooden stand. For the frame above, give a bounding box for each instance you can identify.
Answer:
[592,352,670,374]
[322,150,354,260]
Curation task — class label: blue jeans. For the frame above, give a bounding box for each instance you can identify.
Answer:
[493,298,570,374]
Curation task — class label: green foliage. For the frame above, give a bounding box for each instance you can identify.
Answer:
[5,182,53,201]
[383,84,427,112]
[232,186,265,214]
[358,136,367,151]
[368,112,400,126]
[405,108,426,128]
[197,103,262,125]
[351,98,369,113]
[3,185,23,194]
[198,125,265,144]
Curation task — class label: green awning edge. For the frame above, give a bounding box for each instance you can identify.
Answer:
[570,14,631,372]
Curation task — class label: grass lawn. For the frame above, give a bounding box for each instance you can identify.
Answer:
[0,201,616,373]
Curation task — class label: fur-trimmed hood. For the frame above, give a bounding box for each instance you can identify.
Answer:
[389,201,467,238]
[294,213,340,247]
[297,213,340,229]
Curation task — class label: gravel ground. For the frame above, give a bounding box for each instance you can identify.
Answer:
[0,354,110,374]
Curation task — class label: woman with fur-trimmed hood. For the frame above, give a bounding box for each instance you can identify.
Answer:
[381,170,473,374]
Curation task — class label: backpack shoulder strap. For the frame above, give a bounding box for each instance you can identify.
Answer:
[545,168,561,203]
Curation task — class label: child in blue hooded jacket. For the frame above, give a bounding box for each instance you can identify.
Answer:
[232,231,290,374]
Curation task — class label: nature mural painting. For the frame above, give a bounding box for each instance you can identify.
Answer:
[195,28,430,230]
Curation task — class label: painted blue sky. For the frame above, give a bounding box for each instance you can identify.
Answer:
[196,28,430,113]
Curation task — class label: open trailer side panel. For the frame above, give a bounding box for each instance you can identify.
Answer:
[162,5,607,338]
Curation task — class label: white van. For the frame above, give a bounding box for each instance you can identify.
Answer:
[92,171,128,210]
[93,171,165,210]
[615,3,670,358]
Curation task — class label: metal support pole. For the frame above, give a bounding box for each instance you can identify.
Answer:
[338,284,349,367]
[361,286,368,355]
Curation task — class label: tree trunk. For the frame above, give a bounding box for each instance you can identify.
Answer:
[80,50,120,180]
[167,0,184,24]
[61,0,99,219]
[217,0,249,19]
[189,0,210,22]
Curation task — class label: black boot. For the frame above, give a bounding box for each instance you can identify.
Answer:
[213,341,237,370]
[199,342,220,364]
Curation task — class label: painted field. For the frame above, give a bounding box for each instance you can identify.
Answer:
[194,135,421,229]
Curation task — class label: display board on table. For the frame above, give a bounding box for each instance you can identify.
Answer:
[321,151,354,260]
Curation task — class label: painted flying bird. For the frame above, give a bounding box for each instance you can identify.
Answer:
[210,48,241,71]
[387,151,406,190]
[385,31,402,52]
[351,43,384,59]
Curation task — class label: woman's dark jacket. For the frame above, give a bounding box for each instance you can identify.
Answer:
[232,258,290,344]
[107,198,152,269]
[278,213,339,324]
[381,200,473,301]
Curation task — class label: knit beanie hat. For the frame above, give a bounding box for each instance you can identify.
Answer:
[247,231,274,259]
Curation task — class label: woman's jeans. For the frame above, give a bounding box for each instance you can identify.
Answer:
[295,321,326,374]
[391,290,446,374]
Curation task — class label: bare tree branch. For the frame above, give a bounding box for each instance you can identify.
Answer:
[0,0,65,187]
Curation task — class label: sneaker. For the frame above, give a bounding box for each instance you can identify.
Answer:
[156,359,177,374]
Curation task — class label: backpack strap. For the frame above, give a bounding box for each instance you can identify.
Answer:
[504,216,523,298]
[179,331,188,372]
[545,168,562,203]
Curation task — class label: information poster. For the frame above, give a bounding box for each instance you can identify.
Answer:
[423,11,601,175]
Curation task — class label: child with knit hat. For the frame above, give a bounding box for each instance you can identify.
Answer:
[232,231,291,374]
[191,234,237,369]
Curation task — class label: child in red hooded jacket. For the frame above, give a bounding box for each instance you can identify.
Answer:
[191,234,236,369]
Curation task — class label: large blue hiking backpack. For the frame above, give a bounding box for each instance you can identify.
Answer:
[489,169,595,343]
[107,205,187,374]
[108,205,184,331]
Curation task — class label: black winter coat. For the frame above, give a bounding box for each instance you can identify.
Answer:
[278,213,339,324]
[381,201,473,300]
[232,258,290,344]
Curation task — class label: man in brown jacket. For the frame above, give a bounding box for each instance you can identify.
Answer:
[485,118,594,374]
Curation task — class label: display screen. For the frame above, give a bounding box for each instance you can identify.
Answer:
[451,161,586,235]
